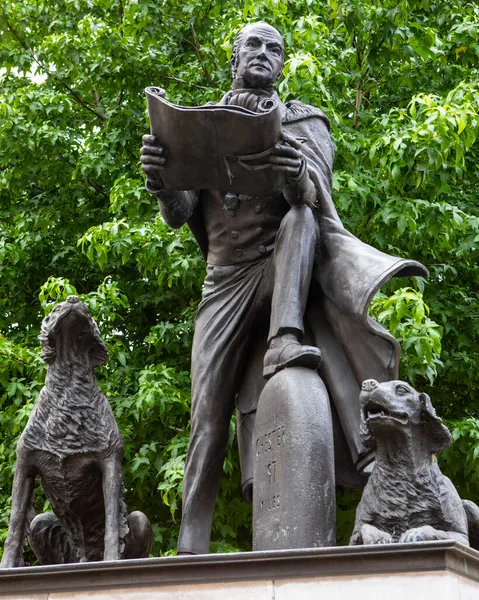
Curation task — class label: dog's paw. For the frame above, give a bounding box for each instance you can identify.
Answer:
[399,525,443,543]
[360,523,393,545]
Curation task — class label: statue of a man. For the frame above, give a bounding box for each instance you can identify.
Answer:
[141,22,427,554]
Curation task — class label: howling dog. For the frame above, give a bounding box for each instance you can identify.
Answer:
[1,296,152,567]
[350,379,479,548]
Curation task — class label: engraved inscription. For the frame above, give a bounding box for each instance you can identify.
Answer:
[259,495,280,512]
[255,425,285,456]
[256,426,285,513]
[267,460,276,484]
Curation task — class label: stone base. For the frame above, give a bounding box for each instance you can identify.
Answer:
[0,541,478,599]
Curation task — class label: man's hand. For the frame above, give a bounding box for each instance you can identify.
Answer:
[140,134,166,190]
[269,131,315,207]
[268,132,304,181]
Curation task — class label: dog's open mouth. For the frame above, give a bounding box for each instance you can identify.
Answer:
[363,401,408,425]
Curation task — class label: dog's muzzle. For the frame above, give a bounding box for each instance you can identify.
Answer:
[362,379,379,392]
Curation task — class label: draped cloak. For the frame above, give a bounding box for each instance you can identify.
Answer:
[186,96,428,487]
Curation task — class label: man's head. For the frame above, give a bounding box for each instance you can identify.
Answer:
[231,22,284,90]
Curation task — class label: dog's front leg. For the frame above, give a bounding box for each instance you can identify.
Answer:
[101,454,122,561]
[1,458,35,568]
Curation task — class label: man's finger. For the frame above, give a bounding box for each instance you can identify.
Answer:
[140,155,166,166]
[273,143,302,159]
[280,131,302,150]
[142,165,165,176]
[271,165,302,176]
[142,134,161,145]
[269,156,301,168]
[141,145,163,156]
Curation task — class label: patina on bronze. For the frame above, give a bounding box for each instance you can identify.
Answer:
[141,22,428,555]
[0,297,152,567]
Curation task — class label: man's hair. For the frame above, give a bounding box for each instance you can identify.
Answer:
[230,22,284,80]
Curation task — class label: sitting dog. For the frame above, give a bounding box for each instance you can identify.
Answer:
[350,379,479,548]
[1,296,152,567]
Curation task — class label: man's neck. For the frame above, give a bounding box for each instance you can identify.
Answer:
[232,77,275,94]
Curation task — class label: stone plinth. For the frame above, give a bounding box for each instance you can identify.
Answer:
[0,541,478,599]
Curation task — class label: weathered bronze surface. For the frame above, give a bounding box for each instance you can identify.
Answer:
[350,379,479,549]
[0,296,152,567]
[141,22,428,554]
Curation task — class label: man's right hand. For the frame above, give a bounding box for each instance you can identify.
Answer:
[141,134,166,190]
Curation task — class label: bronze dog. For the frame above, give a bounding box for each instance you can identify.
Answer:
[1,296,152,567]
[350,379,479,547]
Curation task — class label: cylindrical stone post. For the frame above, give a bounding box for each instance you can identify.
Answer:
[253,366,335,550]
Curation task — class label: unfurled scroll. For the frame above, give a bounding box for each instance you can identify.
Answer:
[145,87,285,196]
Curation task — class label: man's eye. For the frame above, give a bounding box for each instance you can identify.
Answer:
[271,47,281,55]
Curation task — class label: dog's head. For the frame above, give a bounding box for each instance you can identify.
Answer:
[359,379,451,454]
[39,296,108,367]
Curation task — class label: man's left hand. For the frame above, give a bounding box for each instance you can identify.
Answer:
[269,132,305,182]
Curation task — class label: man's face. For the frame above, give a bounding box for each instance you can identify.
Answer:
[235,24,284,89]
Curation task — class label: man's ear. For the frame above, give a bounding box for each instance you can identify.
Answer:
[419,393,452,454]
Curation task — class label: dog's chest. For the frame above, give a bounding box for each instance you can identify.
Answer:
[362,467,446,539]
[21,387,120,457]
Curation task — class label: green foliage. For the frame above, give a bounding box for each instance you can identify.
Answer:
[1,0,478,558]
[370,287,443,384]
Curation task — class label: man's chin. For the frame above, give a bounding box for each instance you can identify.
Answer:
[242,71,275,90]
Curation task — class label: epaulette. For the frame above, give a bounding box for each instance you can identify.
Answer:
[283,100,330,131]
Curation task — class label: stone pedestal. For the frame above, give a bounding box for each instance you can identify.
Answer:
[252,367,335,550]
[0,542,478,599]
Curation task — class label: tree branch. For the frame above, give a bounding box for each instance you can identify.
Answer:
[189,22,215,87]
[163,75,210,90]
[3,18,106,123]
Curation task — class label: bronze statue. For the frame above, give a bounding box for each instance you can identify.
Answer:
[350,379,479,548]
[141,22,427,554]
[0,297,152,567]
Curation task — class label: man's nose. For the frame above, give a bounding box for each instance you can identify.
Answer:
[362,379,379,392]
[256,44,268,57]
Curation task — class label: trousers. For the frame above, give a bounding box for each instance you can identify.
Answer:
[177,205,319,554]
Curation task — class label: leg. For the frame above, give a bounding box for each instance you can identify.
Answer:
[264,205,321,378]
[29,513,77,564]
[1,458,35,568]
[178,262,268,554]
[124,511,153,558]
[101,452,123,561]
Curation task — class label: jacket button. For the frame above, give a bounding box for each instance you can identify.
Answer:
[235,249,243,257]
[256,227,263,236]
[231,231,239,239]
[259,245,266,254]
[254,205,262,214]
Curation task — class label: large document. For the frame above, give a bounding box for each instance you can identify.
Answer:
[145,87,285,196]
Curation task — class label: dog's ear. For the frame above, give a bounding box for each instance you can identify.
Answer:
[89,319,108,367]
[39,316,56,364]
[419,392,452,454]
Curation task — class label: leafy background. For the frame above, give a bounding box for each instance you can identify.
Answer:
[0,0,478,558]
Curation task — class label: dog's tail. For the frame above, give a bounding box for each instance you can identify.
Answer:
[463,499,479,550]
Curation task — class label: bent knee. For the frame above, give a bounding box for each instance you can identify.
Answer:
[281,205,317,236]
